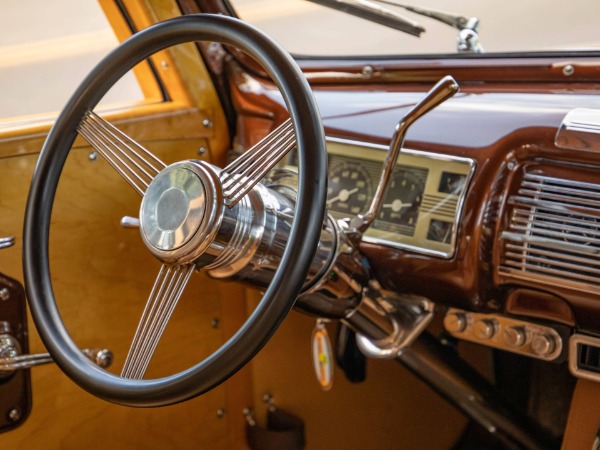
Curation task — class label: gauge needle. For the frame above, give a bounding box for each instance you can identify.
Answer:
[327,187,359,206]
[382,200,413,212]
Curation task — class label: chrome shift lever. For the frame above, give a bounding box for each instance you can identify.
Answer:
[349,75,459,236]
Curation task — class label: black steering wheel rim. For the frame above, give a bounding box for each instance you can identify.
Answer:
[23,14,327,407]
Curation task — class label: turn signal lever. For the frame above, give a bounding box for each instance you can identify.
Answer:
[0,321,112,376]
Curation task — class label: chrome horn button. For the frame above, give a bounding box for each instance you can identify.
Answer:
[139,161,224,263]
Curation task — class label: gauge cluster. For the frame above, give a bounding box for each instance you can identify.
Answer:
[324,138,475,258]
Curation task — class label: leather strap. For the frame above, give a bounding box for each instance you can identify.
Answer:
[247,408,305,450]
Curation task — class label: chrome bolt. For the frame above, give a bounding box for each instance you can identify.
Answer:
[202,119,213,128]
[88,151,98,162]
[0,288,9,302]
[562,65,575,77]
[198,146,207,156]
[362,65,374,76]
[8,408,20,422]
[216,408,226,418]
[507,161,515,170]
[211,318,220,329]
[0,321,11,334]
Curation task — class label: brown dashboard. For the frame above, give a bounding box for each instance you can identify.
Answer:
[230,61,600,331]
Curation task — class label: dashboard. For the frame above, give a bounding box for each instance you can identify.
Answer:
[232,58,600,332]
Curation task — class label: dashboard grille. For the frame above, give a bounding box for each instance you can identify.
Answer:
[499,173,600,294]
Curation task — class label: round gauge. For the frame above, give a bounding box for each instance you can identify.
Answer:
[377,168,425,233]
[327,161,372,217]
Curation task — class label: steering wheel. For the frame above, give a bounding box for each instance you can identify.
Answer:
[23,14,327,407]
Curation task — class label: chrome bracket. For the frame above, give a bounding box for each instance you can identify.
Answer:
[0,272,31,433]
[346,288,435,359]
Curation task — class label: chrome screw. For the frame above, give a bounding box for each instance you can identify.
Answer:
[160,60,169,70]
[211,318,220,329]
[216,408,226,418]
[0,288,9,302]
[562,65,575,76]
[202,119,213,128]
[362,65,374,76]
[0,321,11,334]
[198,146,207,156]
[88,151,98,162]
[8,408,20,422]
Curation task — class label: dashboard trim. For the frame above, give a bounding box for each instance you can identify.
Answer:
[326,136,476,259]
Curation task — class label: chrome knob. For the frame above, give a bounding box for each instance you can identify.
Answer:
[120,216,140,228]
[503,326,526,348]
[0,237,15,250]
[531,333,557,358]
[473,319,497,340]
[444,312,468,333]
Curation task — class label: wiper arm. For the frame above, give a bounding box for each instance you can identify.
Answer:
[372,1,484,53]
[307,0,425,37]
[374,1,478,31]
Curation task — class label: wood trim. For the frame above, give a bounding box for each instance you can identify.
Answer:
[562,379,600,450]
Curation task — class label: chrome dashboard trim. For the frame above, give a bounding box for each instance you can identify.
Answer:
[569,334,600,383]
[326,136,476,258]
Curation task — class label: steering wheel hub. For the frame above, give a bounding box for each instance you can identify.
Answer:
[139,160,224,263]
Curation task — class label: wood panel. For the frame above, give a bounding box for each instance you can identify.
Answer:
[561,379,600,450]
[0,142,238,449]
[247,290,467,450]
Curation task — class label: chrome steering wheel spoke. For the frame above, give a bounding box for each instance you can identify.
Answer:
[77,111,166,196]
[121,263,195,379]
[220,118,295,207]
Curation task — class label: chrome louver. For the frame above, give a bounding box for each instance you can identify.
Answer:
[499,173,600,293]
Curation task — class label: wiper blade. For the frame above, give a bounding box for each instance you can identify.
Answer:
[373,1,479,32]
[307,0,425,37]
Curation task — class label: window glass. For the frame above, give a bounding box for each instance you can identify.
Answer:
[0,0,144,120]
[230,0,600,57]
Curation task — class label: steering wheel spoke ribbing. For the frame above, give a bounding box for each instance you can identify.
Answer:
[121,263,194,380]
[220,118,295,207]
[77,111,166,196]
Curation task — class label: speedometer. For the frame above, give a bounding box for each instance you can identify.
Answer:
[327,161,372,217]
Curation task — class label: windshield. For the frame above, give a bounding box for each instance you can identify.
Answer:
[229,0,599,57]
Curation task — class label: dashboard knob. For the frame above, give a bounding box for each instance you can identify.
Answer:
[503,326,526,348]
[444,312,468,333]
[531,333,557,357]
[473,319,497,340]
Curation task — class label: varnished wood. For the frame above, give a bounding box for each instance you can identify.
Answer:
[0,143,232,448]
[0,0,238,446]
[247,290,467,450]
[561,379,600,450]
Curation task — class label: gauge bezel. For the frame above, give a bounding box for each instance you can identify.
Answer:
[326,137,476,259]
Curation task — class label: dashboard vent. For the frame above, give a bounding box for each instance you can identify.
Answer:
[499,173,600,294]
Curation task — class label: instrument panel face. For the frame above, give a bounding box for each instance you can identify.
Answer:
[324,139,475,258]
